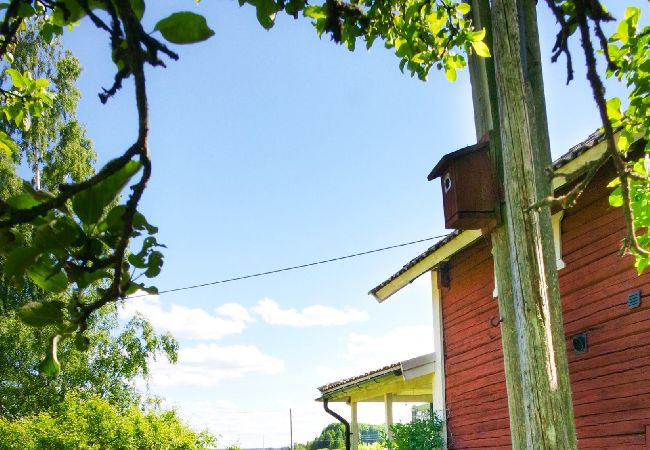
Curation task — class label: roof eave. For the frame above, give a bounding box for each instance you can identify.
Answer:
[370,131,611,303]
[370,229,482,302]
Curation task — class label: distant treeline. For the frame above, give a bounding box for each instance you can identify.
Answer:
[296,423,383,450]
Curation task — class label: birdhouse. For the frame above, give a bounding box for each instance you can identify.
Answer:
[427,139,497,230]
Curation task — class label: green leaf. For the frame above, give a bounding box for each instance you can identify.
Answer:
[445,65,457,82]
[6,192,41,209]
[130,0,145,20]
[39,335,61,377]
[0,131,17,156]
[16,1,34,17]
[456,3,470,15]
[133,211,158,234]
[615,16,630,44]
[304,5,326,20]
[17,300,66,327]
[27,256,68,293]
[5,68,26,89]
[624,6,640,27]
[33,217,81,251]
[128,253,147,269]
[144,250,163,278]
[608,186,623,207]
[4,247,40,283]
[154,12,215,44]
[426,11,446,35]
[249,0,278,30]
[75,269,110,290]
[471,40,490,57]
[72,160,141,225]
[467,28,486,42]
[100,204,127,232]
[50,0,86,26]
[285,0,306,18]
[635,256,649,275]
[606,97,622,121]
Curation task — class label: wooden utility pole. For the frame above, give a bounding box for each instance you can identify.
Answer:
[466,0,578,447]
[466,1,525,447]
[289,408,293,450]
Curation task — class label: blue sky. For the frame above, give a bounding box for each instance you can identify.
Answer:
[59,1,648,447]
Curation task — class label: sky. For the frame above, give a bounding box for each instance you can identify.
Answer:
[57,1,648,447]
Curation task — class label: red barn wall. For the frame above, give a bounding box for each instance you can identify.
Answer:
[440,163,650,449]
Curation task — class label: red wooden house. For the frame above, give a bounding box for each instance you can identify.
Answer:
[369,131,650,449]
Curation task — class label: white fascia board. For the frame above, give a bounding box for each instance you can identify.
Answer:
[401,352,436,381]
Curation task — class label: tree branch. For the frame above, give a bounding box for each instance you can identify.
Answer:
[574,0,649,258]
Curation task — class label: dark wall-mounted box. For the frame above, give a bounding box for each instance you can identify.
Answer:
[428,140,497,230]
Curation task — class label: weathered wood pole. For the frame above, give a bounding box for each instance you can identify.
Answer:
[489,0,578,447]
[466,1,526,447]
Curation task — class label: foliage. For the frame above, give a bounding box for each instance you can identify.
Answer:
[307,422,345,449]
[604,6,650,273]
[1,18,95,191]
[380,409,443,450]
[0,0,489,374]
[0,0,646,377]
[0,24,178,419]
[541,1,650,272]
[0,306,178,418]
[359,444,384,450]
[302,422,384,450]
[0,394,216,450]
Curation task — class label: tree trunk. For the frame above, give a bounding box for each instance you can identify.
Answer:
[489,0,578,447]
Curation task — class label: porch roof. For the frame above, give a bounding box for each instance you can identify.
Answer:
[316,353,435,403]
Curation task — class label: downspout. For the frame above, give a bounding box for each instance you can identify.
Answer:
[323,399,351,450]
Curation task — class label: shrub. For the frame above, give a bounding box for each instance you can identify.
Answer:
[380,408,444,450]
[0,394,216,450]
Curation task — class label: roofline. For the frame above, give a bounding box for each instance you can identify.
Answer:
[369,130,609,303]
[316,352,436,400]
[316,367,402,401]
[371,230,482,302]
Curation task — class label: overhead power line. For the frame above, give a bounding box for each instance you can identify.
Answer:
[145,233,450,297]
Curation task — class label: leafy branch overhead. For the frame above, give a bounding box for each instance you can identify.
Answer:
[0,0,488,377]
[0,0,648,378]
[541,1,650,273]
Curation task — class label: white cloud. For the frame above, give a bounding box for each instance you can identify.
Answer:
[215,302,255,323]
[146,343,284,387]
[119,295,252,340]
[252,298,369,327]
[316,325,433,383]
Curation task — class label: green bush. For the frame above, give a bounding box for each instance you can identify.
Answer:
[381,409,444,450]
[0,394,215,450]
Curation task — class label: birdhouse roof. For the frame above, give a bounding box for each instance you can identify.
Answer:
[427,140,490,181]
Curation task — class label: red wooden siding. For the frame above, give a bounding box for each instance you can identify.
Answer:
[440,163,650,449]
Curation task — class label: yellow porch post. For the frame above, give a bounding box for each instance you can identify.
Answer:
[383,393,394,442]
[350,401,359,450]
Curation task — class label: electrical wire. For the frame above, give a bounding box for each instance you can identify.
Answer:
[135,233,450,298]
